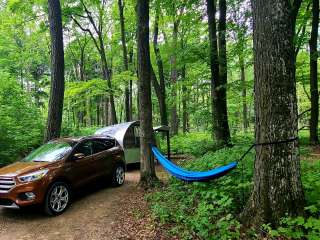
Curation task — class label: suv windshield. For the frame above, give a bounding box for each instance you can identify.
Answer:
[23,142,72,162]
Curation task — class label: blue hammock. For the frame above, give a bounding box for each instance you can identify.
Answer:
[151,146,238,182]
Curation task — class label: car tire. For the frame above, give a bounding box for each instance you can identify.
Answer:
[112,164,125,187]
[44,182,71,216]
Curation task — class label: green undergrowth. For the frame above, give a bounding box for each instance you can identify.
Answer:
[263,160,320,240]
[148,142,255,240]
[161,132,254,157]
[149,133,320,240]
[163,132,216,157]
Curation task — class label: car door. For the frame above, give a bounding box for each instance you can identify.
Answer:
[92,140,116,177]
[67,140,97,187]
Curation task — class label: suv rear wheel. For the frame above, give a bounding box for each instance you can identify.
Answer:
[44,182,71,216]
[112,164,125,186]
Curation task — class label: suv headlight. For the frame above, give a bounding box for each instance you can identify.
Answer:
[18,169,49,183]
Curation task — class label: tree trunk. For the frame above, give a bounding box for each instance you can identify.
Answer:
[99,39,117,125]
[151,66,167,127]
[129,48,134,120]
[136,0,158,187]
[241,0,304,227]
[44,0,65,142]
[217,0,231,145]
[239,54,249,131]
[309,0,319,145]
[182,65,188,133]
[104,97,109,126]
[86,97,91,126]
[206,0,231,147]
[153,4,168,127]
[96,96,100,126]
[118,0,131,122]
[170,20,179,135]
[79,38,87,82]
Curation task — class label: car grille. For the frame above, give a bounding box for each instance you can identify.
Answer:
[0,198,14,206]
[0,176,15,193]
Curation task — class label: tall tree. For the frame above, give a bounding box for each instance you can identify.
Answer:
[239,48,248,131]
[181,64,188,133]
[44,0,65,142]
[152,2,168,127]
[206,0,231,146]
[170,17,179,135]
[241,0,304,226]
[229,0,251,132]
[118,0,131,122]
[136,0,157,186]
[72,0,117,124]
[309,0,319,145]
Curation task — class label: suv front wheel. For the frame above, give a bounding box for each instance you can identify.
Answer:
[44,182,71,216]
[112,164,125,186]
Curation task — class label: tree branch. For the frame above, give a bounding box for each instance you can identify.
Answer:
[71,15,101,52]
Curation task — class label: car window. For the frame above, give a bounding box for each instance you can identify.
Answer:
[74,141,93,157]
[92,141,107,154]
[124,127,140,148]
[23,142,72,162]
[134,126,140,147]
[105,139,115,149]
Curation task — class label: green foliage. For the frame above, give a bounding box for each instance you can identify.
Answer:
[65,79,116,106]
[165,132,215,157]
[61,125,98,137]
[263,216,320,240]
[0,72,43,165]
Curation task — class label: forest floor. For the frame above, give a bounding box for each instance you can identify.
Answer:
[0,165,173,240]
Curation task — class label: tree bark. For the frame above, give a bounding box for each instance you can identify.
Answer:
[241,0,304,227]
[309,0,319,145]
[99,37,117,125]
[152,4,168,127]
[239,53,248,131]
[170,20,179,135]
[182,65,188,133]
[206,0,231,147]
[150,65,167,126]
[129,48,134,120]
[45,0,65,142]
[217,0,231,145]
[77,36,88,82]
[118,0,131,122]
[104,97,109,126]
[96,96,100,126]
[136,0,158,186]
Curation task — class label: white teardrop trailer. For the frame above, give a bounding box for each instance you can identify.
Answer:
[94,121,170,165]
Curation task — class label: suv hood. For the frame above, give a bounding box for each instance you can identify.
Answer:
[0,161,50,177]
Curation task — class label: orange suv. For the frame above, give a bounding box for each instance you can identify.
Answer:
[0,136,125,215]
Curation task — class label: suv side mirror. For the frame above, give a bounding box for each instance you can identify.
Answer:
[73,153,85,160]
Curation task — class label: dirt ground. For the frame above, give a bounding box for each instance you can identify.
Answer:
[0,165,171,240]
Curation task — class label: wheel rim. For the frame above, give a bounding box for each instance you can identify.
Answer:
[50,185,69,213]
[116,166,125,185]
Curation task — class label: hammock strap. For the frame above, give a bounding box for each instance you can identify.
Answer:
[237,137,298,163]
[238,136,298,205]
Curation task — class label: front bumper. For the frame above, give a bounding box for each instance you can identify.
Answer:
[0,200,19,209]
[0,178,48,208]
